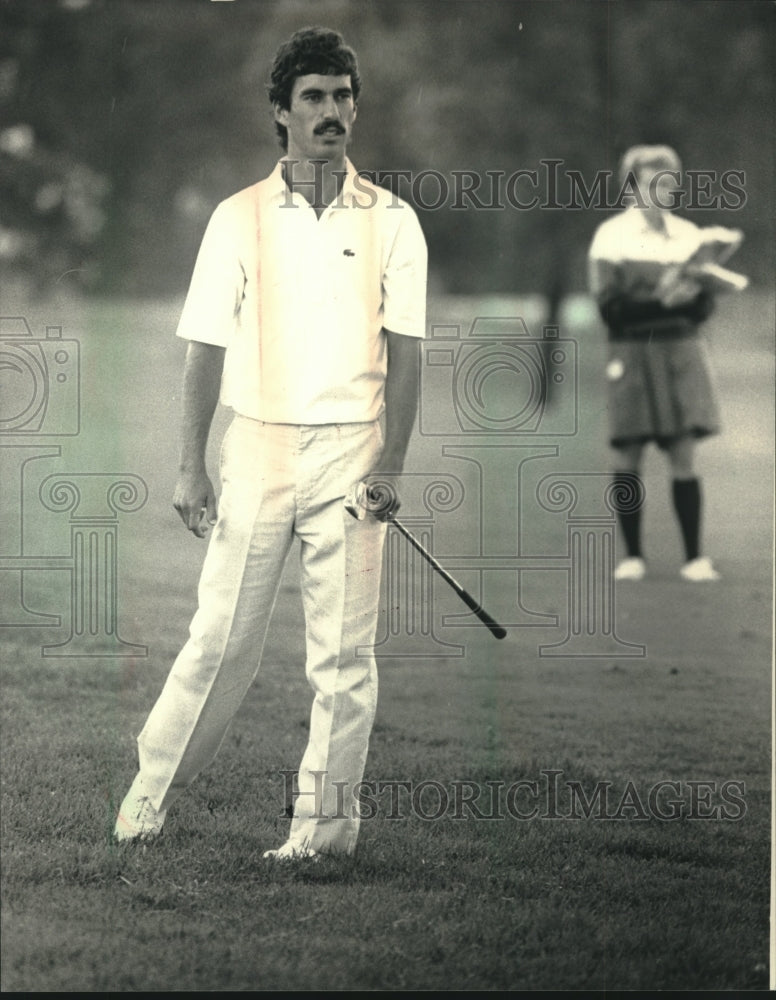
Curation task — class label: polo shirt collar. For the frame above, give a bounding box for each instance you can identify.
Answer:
[624,206,681,238]
[267,157,362,209]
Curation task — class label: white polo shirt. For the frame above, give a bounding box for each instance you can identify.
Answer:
[588,207,705,302]
[176,159,427,425]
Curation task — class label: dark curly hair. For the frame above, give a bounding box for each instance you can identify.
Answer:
[267,27,361,151]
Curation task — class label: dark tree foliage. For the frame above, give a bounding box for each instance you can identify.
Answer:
[0,0,772,296]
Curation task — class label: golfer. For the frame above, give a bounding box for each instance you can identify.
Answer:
[114,27,427,859]
[588,144,730,583]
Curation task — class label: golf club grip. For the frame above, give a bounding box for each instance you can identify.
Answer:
[454,586,508,640]
[390,517,507,640]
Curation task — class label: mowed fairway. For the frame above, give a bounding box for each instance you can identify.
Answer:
[0,289,772,991]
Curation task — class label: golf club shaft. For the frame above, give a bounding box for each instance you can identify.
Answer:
[387,515,507,640]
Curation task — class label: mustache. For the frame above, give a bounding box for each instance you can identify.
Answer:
[314,121,346,135]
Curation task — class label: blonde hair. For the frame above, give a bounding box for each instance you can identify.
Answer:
[618,145,681,185]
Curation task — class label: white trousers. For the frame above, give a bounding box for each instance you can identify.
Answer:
[137,415,386,855]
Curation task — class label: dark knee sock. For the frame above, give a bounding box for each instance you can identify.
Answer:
[612,472,644,558]
[672,477,701,561]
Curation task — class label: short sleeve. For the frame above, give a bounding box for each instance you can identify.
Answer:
[175,201,247,347]
[381,204,427,339]
[587,221,622,302]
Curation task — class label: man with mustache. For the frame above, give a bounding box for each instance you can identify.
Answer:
[114,27,427,860]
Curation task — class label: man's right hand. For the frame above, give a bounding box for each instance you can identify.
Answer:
[172,469,218,538]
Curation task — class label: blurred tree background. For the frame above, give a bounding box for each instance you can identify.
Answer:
[0,0,772,302]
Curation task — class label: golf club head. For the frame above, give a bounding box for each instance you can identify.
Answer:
[344,481,369,520]
[343,479,399,522]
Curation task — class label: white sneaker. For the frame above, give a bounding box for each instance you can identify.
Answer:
[680,556,720,582]
[614,557,646,581]
[114,774,166,842]
[263,840,319,862]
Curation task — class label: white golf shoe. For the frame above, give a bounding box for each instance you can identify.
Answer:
[613,557,647,581]
[114,774,166,842]
[263,839,319,862]
[680,556,721,582]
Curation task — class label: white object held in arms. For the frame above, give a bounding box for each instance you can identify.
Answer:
[657,226,749,306]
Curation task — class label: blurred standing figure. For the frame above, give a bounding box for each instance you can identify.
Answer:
[588,145,737,583]
[114,27,427,858]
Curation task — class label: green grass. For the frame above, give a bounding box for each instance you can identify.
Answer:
[1,700,769,990]
[1,289,773,990]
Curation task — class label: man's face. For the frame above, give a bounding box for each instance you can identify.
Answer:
[275,73,357,161]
